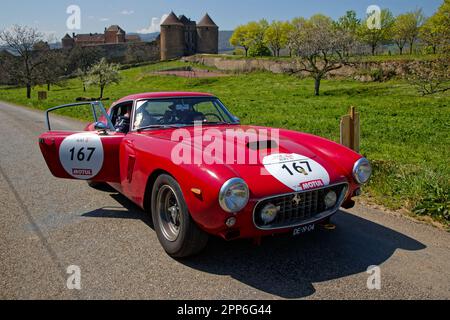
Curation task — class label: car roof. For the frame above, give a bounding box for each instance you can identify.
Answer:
[113,92,216,105]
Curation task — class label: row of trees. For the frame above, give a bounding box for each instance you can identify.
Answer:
[230,1,450,57]
[0,25,122,98]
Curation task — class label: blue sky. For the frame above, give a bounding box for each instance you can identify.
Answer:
[0,0,443,40]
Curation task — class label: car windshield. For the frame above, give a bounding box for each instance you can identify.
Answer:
[133,97,238,130]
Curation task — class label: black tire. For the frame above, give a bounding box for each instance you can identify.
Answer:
[151,174,208,258]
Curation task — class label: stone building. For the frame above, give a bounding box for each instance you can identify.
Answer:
[62,25,141,49]
[160,12,219,60]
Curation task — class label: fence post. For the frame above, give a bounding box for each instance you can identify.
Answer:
[340,106,360,153]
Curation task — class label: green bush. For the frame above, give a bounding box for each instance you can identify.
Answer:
[248,44,272,57]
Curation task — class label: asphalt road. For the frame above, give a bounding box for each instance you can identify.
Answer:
[0,101,449,300]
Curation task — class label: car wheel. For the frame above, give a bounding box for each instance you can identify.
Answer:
[151,174,209,258]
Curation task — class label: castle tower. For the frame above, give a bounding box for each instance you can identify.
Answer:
[116,29,126,43]
[62,34,74,50]
[196,14,218,54]
[160,12,185,60]
[105,25,125,44]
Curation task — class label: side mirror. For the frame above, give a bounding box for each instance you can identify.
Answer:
[94,122,108,132]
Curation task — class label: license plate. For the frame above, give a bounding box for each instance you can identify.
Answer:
[293,224,315,236]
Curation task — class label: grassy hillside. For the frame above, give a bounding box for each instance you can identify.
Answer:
[0,60,448,225]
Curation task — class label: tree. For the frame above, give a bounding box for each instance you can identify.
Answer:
[406,9,425,54]
[35,47,67,91]
[230,25,252,57]
[264,21,293,57]
[67,46,102,91]
[0,25,45,98]
[230,20,270,57]
[358,9,395,55]
[334,10,361,56]
[289,15,350,96]
[288,17,308,57]
[420,17,441,54]
[406,57,450,95]
[87,58,121,99]
[420,0,450,53]
[392,14,410,54]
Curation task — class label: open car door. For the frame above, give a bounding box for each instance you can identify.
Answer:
[38,101,124,183]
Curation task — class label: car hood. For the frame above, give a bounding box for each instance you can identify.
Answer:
[148,125,319,163]
[144,125,353,196]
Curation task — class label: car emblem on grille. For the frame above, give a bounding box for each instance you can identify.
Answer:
[292,194,302,205]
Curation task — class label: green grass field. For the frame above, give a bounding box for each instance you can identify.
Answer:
[1,60,449,225]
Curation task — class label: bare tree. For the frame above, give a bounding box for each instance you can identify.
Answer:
[406,57,450,95]
[36,49,67,91]
[0,25,45,98]
[87,58,121,99]
[289,15,351,96]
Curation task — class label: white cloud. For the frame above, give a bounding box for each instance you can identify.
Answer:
[100,18,110,22]
[137,13,169,34]
[121,10,135,15]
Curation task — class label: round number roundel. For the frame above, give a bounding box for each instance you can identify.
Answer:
[263,153,330,192]
[59,133,104,180]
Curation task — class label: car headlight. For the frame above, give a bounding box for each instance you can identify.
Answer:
[353,158,372,184]
[219,178,250,213]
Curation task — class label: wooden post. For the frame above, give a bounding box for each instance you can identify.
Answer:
[340,106,360,153]
[38,91,47,100]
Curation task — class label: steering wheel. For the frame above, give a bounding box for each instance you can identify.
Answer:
[203,113,223,123]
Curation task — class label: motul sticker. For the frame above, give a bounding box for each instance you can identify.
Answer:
[59,133,104,180]
[263,153,330,192]
[300,179,325,190]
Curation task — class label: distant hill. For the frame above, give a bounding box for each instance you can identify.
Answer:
[219,31,234,53]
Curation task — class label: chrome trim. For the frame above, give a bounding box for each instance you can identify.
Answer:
[252,182,349,231]
[353,158,372,184]
[219,178,250,213]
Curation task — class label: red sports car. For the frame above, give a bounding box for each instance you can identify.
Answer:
[38,92,372,257]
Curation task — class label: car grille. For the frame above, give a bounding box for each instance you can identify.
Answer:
[253,183,348,230]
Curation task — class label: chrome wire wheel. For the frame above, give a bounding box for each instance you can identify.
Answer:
[156,185,182,242]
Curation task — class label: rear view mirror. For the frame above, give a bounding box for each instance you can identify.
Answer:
[94,122,108,131]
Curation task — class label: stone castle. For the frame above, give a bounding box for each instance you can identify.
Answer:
[62,25,141,49]
[61,12,218,61]
[159,12,219,60]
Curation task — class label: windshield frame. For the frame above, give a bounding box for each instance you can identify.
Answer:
[130,96,239,132]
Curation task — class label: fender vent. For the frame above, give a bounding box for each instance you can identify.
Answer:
[247,140,278,151]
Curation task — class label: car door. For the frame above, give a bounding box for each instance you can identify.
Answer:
[38,101,125,183]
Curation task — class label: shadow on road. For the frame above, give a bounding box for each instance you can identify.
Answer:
[83,192,426,299]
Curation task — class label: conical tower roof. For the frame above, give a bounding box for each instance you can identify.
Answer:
[197,13,218,27]
[161,12,183,26]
